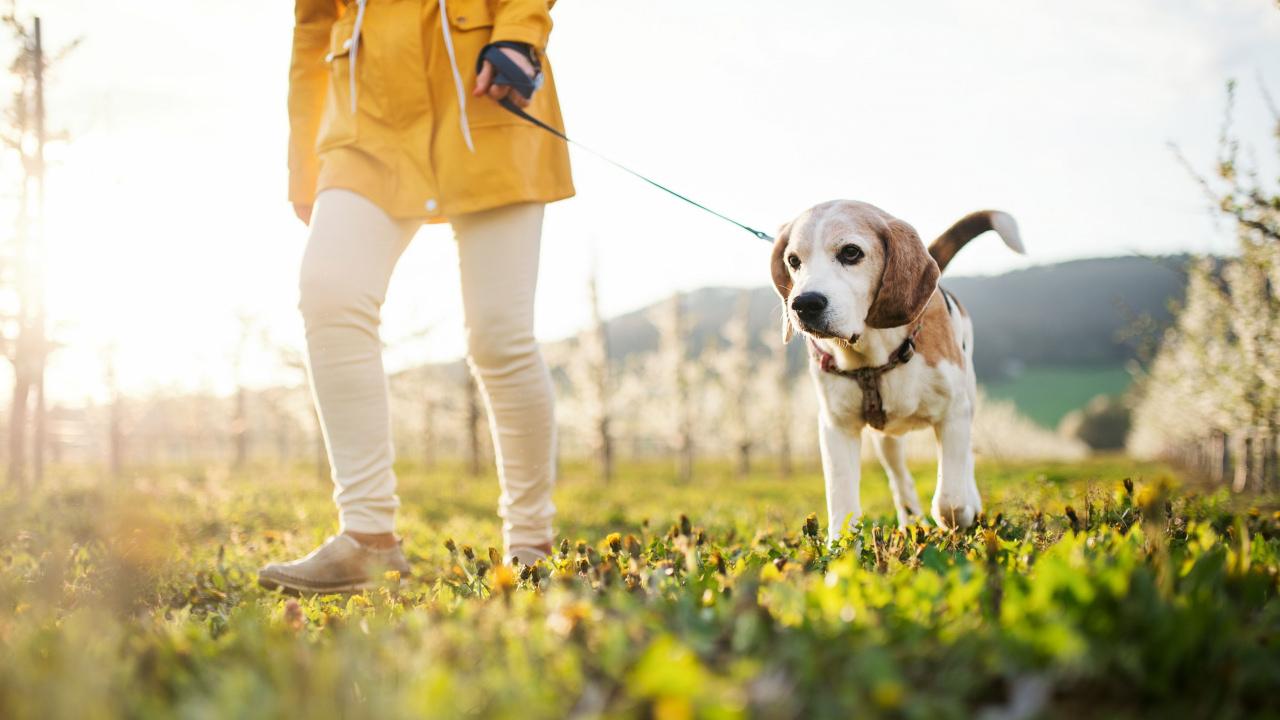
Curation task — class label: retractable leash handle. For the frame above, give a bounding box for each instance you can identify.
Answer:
[478,43,543,101]
[478,45,773,243]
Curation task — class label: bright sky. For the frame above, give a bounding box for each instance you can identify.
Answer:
[11,0,1280,403]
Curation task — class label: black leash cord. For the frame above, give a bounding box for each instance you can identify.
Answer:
[498,98,773,242]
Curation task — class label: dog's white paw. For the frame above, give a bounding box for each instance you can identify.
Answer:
[895,506,924,528]
[932,501,979,530]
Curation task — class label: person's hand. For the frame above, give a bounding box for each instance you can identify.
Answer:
[474,46,535,108]
[294,203,313,226]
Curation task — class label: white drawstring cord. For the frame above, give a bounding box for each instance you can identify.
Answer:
[348,0,368,114]
[345,0,474,152]
[438,0,476,152]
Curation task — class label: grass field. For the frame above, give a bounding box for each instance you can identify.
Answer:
[1,458,1278,719]
[982,365,1133,428]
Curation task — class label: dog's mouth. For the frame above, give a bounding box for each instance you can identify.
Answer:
[794,317,859,345]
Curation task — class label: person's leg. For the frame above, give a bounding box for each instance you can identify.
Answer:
[451,203,556,562]
[298,189,419,538]
[259,189,418,593]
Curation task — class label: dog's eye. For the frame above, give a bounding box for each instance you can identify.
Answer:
[837,244,864,265]
[787,254,801,270]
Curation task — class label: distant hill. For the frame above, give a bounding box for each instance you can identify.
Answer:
[940,255,1188,380]
[565,255,1192,383]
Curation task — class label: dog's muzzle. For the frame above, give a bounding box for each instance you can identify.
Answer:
[791,292,829,333]
[792,292,853,341]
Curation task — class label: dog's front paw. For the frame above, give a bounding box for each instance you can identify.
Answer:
[895,505,924,527]
[932,501,978,530]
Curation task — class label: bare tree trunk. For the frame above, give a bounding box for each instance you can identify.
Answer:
[231,312,257,472]
[312,406,328,484]
[265,341,317,478]
[678,387,693,480]
[272,401,290,465]
[1262,431,1270,492]
[7,377,29,487]
[29,18,47,487]
[6,43,32,489]
[1210,431,1226,486]
[767,326,793,480]
[3,15,74,488]
[656,294,694,482]
[422,396,436,472]
[33,366,44,483]
[677,435,693,483]
[1232,431,1251,493]
[232,386,248,470]
[584,271,613,483]
[1266,431,1278,493]
[47,405,62,465]
[1264,427,1274,489]
[599,414,614,483]
[1249,428,1266,493]
[101,344,123,479]
[109,395,123,479]
[466,372,482,477]
[722,292,753,479]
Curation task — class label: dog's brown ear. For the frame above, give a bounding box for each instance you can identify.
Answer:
[769,222,795,342]
[865,218,940,329]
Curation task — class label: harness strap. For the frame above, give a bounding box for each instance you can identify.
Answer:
[810,322,923,431]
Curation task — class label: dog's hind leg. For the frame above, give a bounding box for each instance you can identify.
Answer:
[818,417,862,542]
[871,432,923,526]
[931,415,982,530]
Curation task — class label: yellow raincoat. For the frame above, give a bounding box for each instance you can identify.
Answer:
[288,0,574,221]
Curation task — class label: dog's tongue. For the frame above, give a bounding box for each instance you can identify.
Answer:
[809,339,837,372]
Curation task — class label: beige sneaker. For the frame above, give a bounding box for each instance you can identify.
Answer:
[507,542,554,566]
[258,534,411,594]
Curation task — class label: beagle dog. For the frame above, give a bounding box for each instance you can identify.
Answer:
[770,201,1024,534]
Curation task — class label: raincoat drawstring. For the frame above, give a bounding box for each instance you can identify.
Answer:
[437,0,476,152]
[347,0,474,153]
[348,0,368,115]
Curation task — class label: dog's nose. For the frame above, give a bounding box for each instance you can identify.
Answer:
[791,292,828,320]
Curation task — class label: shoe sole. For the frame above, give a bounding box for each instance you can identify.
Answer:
[257,575,408,596]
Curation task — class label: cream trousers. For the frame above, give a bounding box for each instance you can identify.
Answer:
[299,189,556,550]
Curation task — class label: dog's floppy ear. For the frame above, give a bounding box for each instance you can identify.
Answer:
[865,218,940,329]
[769,222,795,342]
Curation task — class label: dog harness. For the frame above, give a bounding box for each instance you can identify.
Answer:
[809,321,924,431]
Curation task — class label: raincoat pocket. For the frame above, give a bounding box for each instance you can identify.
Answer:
[316,17,358,152]
[446,0,494,31]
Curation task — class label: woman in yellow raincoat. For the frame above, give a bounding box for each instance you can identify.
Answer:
[260,0,573,594]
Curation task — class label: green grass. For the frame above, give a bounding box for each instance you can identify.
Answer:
[982,364,1133,428]
[1,458,1278,719]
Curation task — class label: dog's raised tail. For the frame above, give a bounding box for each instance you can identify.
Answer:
[928,210,1024,273]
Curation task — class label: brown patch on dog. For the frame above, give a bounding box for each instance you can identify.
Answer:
[866,217,941,329]
[915,290,963,367]
[769,222,793,301]
[769,222,795,341]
